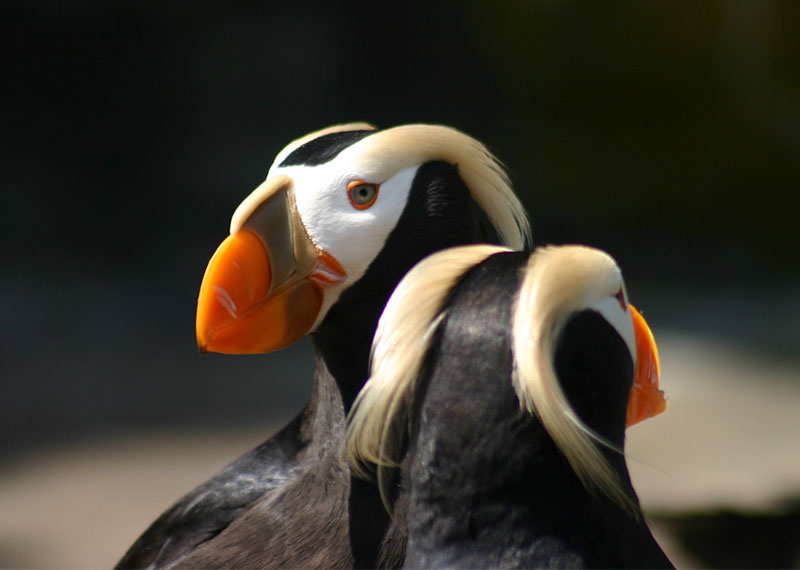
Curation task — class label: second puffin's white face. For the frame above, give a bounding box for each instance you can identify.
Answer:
[267,155,419,329]
[583,267,637,367]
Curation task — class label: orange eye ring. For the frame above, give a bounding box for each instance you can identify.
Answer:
[347,180,379,210]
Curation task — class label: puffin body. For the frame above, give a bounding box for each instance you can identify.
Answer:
[347,245,671,569]
[116,124,529,568]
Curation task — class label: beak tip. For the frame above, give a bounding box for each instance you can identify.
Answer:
[196,325,211,354]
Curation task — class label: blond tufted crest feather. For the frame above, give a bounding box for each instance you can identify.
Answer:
[346,244,511,506]
[339,124,531,250]
[511,245,639,516]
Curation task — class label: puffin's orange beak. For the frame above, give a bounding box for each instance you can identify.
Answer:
[196,176,346,354]
[625,305,668,427]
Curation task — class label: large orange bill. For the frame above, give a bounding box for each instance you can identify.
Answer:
[625,304,668,427]
[196,229,325,354]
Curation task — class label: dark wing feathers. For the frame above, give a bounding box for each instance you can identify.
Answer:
[115,414,304,569]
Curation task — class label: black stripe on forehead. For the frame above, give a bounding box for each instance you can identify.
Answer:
[279,129,374,167]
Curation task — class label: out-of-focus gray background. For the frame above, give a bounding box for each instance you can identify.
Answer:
[2,1,799,568]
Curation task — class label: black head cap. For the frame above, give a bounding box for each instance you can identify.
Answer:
[279,130,374,167]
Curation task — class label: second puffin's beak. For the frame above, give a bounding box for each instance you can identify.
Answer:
[196,175,346,354]
[625,305,668,427]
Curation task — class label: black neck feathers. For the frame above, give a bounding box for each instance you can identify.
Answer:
[555,309,634,448]
[307,160,490,569]
[312,160,486,411]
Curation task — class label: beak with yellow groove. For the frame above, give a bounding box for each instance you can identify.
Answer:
[196,174,346,354]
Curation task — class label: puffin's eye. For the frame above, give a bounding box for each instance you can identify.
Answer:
[347,181,379,210]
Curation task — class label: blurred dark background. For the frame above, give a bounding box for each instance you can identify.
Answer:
[1,1,799,567]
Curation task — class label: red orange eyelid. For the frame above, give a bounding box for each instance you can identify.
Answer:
[614,287,627,312]
[347,180,380,210]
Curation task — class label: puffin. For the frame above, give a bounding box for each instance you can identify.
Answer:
[115,123,530,568]
[347,244,672,568]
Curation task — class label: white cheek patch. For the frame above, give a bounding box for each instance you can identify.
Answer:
[271,163,419,329]
[291,165,417,284]
[588,295,637,368]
